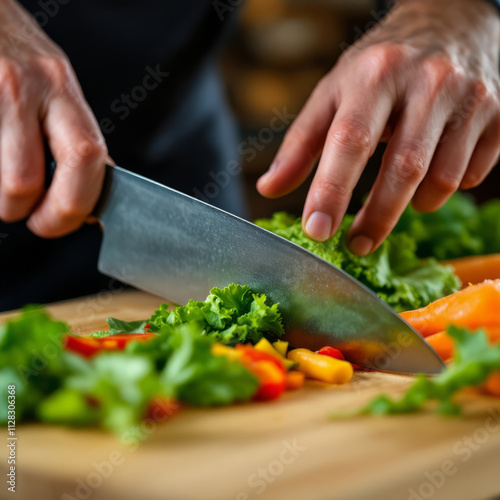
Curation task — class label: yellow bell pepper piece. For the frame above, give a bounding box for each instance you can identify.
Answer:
[254,338,297,371]
[287,348,353,384]
[272,340,289,358]
[211,343,243,361]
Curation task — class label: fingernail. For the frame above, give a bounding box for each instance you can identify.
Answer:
[349,235,373,256]
[304,211,332,241]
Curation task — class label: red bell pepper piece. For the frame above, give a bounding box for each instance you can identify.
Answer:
[235,344,286,371]
[145,397,182,422]
[233,344,287,401]
[317,346,345,361]
[250,360,287,401]
[64,332,157,358]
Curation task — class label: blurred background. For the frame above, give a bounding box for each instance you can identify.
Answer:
[221,0,498,220]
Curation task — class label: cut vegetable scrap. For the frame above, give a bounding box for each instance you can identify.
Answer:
[427,327,500,362]
[400,279,500,337]
[288,348,353,385]
[285,371,305,391]
[335,326,500,417]
[254,338,297,371]
[484,372,500,397]
[316,346,345,361]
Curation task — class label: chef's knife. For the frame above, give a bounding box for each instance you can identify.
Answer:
[89,165,444,374]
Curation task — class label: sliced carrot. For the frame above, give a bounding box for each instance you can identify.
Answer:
[400,280,500,337]
[484,371,500,397]
[285,370,305,391]
[426,331,455,361]
[427,326,500,361]
[443,254,500,286]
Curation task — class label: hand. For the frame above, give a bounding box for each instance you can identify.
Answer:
[0,0,108,237]
[257,0,500,255]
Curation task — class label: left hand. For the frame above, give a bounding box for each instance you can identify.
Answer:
[257,0,500,255]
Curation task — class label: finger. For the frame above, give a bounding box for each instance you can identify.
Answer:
[0,109,44,223]
[26,90,107,238]
[301,89,394,241]
[256,76,338,198]
[460,121,500,189]
[347,94,450,255]
[411,122,482,212]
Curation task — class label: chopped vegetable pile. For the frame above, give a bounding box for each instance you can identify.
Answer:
[338,279,500,418]
[255,212,460,312]
[0,284,356,436]
[342,325,500,417]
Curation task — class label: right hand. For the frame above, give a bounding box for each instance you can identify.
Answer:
[0,0,108,237]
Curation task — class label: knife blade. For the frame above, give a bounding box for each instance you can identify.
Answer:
[94,165,444,374]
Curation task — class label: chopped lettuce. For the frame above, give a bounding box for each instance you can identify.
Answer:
[90,318,149,338]
[161,324,258,406]
[343,326,500,417]
[1,284,277,435]
[40,323,258,435]
[394,192,500,260]
[0,307,69,424]
[149,284,284,345]
[255,213,460,312]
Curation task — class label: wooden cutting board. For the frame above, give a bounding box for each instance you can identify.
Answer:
[2,290,500,500]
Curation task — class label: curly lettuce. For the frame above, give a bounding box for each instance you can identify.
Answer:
[394,192,500,260]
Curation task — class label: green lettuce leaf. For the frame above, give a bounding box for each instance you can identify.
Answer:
[161,323,258,406]
[89,318,148,338]
[0,307,69,424]
[394,192,500,259]
[149,284,284,345]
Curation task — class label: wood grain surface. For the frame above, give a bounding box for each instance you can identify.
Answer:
[1,290,500,500]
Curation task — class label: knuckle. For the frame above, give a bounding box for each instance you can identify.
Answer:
[388,145,428,186]
[53,195,88,220]
[461,171,483,189]
[422,57,464,96]
[2,173,42,199]
[39,56,74,92]
[327,118,373,158]
[0,59,23,102]
[428,169,461,193]
[64,137,108,166]
[360,43,411,84]
[314,177,351,205]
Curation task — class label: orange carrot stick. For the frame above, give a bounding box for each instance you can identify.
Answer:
[427,326,500,361]
[400,280,500,337]
[484,372,500,398]
[443,254,500,286]
[426,331,455,361]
